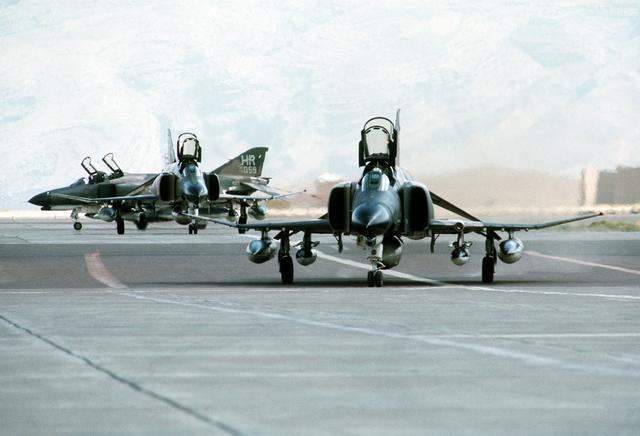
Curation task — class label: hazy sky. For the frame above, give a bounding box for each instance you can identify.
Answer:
[1,0,639,207]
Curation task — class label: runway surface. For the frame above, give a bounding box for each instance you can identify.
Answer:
[1,219,640,435]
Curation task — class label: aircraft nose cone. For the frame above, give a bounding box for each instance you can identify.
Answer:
[29,192,48,208]
[183,182,208,203]
[351,203,392,238]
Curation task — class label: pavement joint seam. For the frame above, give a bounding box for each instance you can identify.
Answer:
[0,313,248,436]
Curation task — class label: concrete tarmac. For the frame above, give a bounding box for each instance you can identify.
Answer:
[1,219,640,435]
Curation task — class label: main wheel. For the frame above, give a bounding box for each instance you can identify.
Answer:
[280,255,294,284]
[367,271,374,287]
[116,218,125,235]
[136,214,148,230]
[238,215,247,234]
[73,222,82,231]
[374,270,384,287]
[482,256,495,283]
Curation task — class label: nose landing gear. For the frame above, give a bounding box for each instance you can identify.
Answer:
[366,237,385,287]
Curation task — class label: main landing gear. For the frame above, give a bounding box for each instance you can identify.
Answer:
[277,231,294,284]
[278,231,294,284]
[482,235,496,283]
[238,202,248,234]
[188,223,198,234]
[116,217,125,235]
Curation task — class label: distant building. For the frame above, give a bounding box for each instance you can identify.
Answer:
[581,167,640,205]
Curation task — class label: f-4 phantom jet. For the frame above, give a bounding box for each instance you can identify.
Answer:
[28,154,156,232]
[29,131,287,234]
[189,110,602,285]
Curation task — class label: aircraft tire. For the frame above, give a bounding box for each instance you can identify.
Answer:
[280,255,294,284]
[238,215,247,235]
[73,222,82,231]
[374,270,384,287]
[136,214,148,231]
[367,271,374,287]
[116,218,125,235]
[482,256,495,283]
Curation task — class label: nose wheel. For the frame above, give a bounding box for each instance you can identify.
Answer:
[71,209,82,231]
[367,270,384,287]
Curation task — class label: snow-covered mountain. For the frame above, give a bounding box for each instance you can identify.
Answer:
[1,0,638,208]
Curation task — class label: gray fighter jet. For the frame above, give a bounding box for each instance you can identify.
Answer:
[28,154,157,232]
[188,110,602,285]
[29,131,285,234]
[152,131,285,234]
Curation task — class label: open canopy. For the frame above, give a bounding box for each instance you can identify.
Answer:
[359,116,398,167]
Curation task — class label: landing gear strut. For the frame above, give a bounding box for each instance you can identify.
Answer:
[278,231,293,284]
[482,235,496,283]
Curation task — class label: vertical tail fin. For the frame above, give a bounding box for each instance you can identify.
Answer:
[212,147,269,176]
[395,108,401,166]
[165,128,177,166]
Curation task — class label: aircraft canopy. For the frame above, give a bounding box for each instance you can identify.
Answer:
[177,133,202,163]
[359,117,398,166]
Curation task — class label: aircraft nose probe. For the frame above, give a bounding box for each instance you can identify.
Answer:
[351,203,392,239]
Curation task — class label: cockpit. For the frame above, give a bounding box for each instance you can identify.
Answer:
[361,167,390,192]
[359,115,398,167]
[177,133,202,163]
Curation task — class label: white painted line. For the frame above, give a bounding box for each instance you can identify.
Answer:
[428,333,640,339]
[316,250,640,301]
[118,291,640,378]
[84,252,127,289]
[527,250,640,276]
[316,251,444,285]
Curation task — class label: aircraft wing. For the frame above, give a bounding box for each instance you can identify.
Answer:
[51,193,157,204]
[430,212,603,234]
[182,213,334,234]
[430,191,501,240]
[216,190,304,202]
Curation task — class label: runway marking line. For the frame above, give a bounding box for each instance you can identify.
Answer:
[526,250,640,276]
[119,291,640,378]
[70,249,640,377]
[315,251,640,301]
